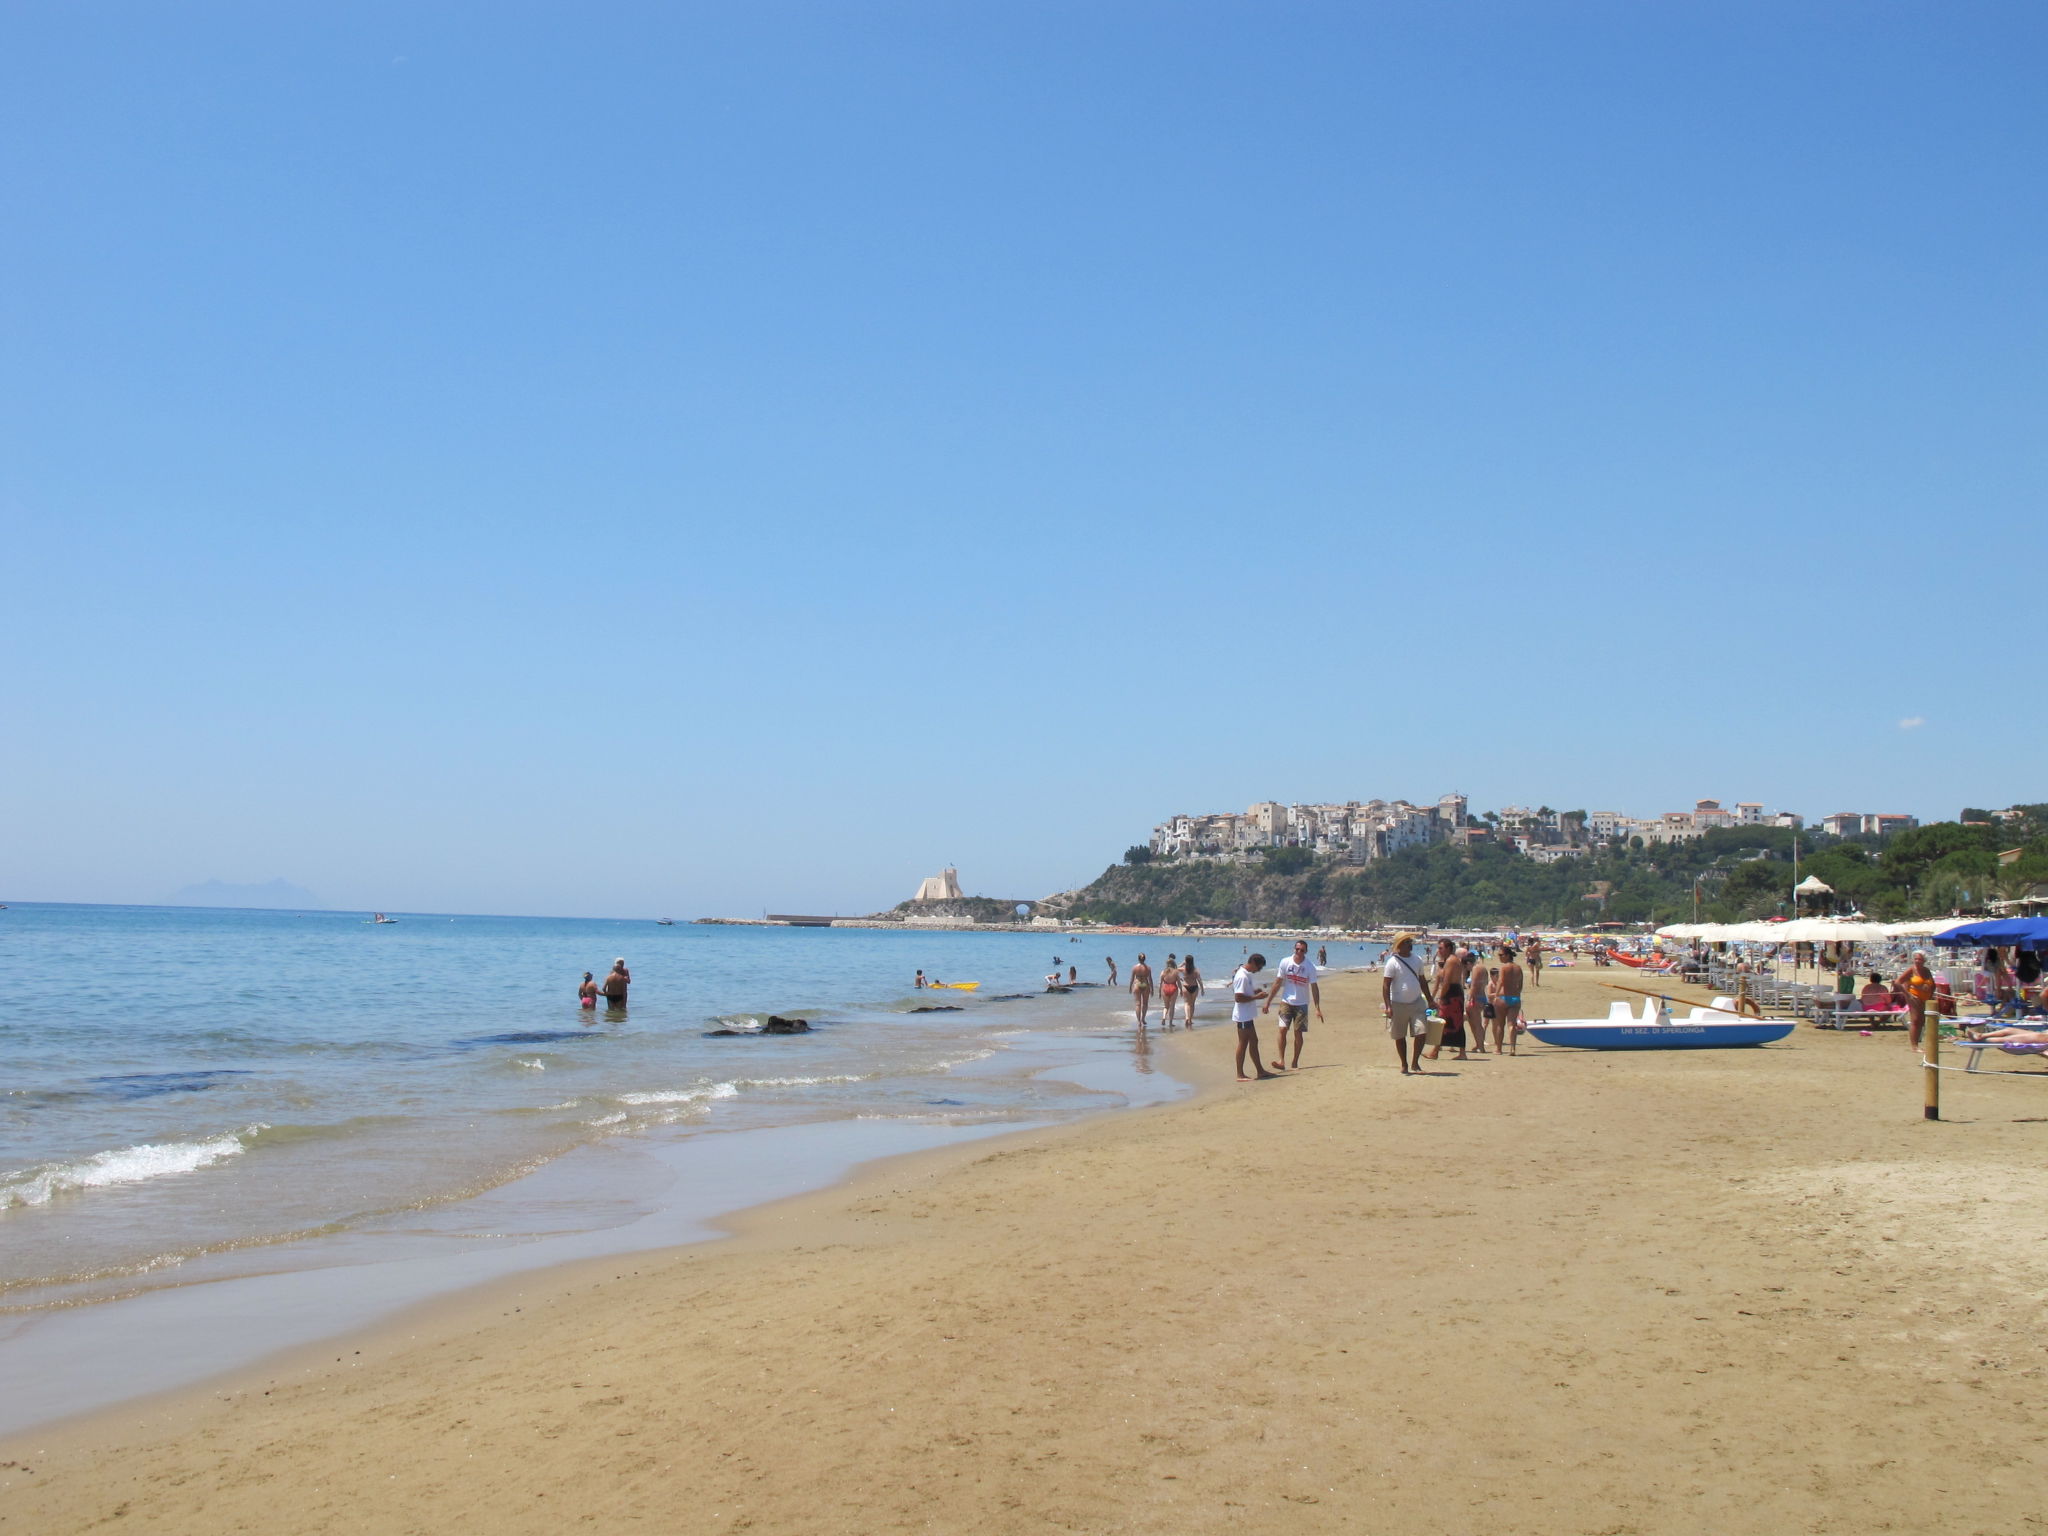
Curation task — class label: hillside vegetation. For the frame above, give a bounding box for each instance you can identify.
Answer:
[1063,809,2048,929]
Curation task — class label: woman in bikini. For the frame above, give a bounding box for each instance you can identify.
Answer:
[1180,954,1202,1025]
[1490,945,1525,1055]
[1159,955,1183,1028]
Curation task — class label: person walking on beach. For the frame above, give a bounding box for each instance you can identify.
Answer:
[1181,954,1203,1025]
[1490,946,1525,1054]
[1231,953,1275,1081]
[1426,938,1467,1061]
[1524,935,1545,987]
[1105,956,1118,986]
[1317,945,1328,967]
[1159,955,1183,1028]
[578,971,599,1012]
[1381,934,1430,1075]
[1465,946,1494,1053]
[1129,953,1154,1028]
[601,958,631,1010]
[1264,939,1323,1069]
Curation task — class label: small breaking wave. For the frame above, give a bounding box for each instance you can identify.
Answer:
[617,1082,740,1107]
[737,1074,866,1089]
[1,1125,269,1211]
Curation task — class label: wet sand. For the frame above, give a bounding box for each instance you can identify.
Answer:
[5,964,2045,1533]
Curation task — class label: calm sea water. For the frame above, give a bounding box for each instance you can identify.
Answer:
[0,904,1371,1317]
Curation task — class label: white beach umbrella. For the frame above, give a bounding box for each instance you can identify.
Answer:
[1771,917,1892,942]
[1884,918,1967,937]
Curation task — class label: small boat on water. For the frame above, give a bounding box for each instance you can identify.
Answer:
[1525,996,1794,1050]
[655,918,675,925]
[369,913,397,924]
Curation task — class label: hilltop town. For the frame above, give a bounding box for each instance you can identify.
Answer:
[1144,796,1916,867]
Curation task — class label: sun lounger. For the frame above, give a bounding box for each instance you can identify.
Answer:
[1957,1040,2048,1074]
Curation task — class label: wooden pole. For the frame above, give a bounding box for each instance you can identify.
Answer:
[1923,1005,1941,1120]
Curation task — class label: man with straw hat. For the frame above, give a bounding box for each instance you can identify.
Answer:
[1380,933,1431,1075]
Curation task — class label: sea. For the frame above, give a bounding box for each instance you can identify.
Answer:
[0,902,1379,1434]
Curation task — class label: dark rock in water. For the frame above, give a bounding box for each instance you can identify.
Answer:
[908,1005,964,1013]
[762,1015,811,1033]
[989,994,1033,1002]
[705,1028,744,1037]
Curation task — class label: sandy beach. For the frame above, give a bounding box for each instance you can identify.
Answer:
[6,963,2045,1534]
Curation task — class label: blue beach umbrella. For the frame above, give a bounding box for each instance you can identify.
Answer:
[1929,916,2048,951]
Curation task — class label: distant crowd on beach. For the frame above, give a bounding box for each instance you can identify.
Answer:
[1212,933,1550,1080]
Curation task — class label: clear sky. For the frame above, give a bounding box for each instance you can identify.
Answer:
[4,2,2043,918]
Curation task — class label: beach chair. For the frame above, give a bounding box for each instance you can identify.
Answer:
[1957,1039,2048,1075]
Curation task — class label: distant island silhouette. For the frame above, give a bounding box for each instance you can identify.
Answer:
[164,878,325,910]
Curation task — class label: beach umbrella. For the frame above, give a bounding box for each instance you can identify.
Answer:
[1884,918,1968,937]
[1928,916,2048,951]
[1771,918,1892,942]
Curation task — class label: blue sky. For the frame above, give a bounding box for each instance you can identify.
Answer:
[4,1,2043,917]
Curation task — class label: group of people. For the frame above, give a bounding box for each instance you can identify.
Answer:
[576,958,631,1014]
[1224,940,1325,1079]
[1125,951,1206,1028]
[1376,933,1539,1075]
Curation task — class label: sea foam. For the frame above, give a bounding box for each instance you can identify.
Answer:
[0,1126,266,1210]
[617,1082,740,1107]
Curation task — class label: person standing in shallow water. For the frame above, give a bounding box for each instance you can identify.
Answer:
[601,958,631,1010]
[1105,956,1118,986]
[1129,953,1154,1028]
[1180,954,1203,1025]
[578,971,599,1013]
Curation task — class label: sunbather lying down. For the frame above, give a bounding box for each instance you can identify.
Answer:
[1968,1026,2048,1046]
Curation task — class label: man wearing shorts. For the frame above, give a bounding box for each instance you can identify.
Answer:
[1263,938,1322,1069]
[1380,933,1431,1076]
[1231,953,1274,1081]
[1426,937,1467,1061]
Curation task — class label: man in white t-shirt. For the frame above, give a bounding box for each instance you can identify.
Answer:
[1230,954,1276,1082]
[1262,938,1322,1070]
[1380,933,1433,1076]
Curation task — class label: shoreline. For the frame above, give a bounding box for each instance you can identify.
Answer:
[2,1030,1235,1463]
[8,966,2042,1533]
[0,995,1211,1443]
